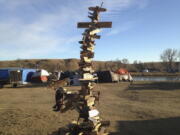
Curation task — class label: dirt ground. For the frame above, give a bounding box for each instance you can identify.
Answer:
[0,82,180,135]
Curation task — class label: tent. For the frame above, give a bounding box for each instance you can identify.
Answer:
[31,69,49,83]
[116,68,133,81]
[0,68,37,87]
[119,74,133,82]
[116,68,129,75]
[96,71,119,83]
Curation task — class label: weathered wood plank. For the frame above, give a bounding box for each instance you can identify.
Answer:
[77,22,112,28]
[88,7,107,12]
[89,29,101,35]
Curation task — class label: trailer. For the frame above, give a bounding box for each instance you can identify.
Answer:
[0,68,36,88]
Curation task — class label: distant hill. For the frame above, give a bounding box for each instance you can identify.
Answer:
[0,59,179,72]
[0,59,108,72]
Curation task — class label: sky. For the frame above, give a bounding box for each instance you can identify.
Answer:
[0,0,180,63]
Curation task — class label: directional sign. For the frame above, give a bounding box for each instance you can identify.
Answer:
[89,6,107,12]
[77,22,112,28]
[82,33,101,39]
[89,29,101,35]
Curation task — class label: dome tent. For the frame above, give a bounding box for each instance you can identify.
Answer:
[31,69,49,83]
[116,68,129,75]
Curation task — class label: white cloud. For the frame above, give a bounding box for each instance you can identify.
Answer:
[0,16,79,60]
[107,29,121,36]
[106,21,137,36]
[0,21,66,59]
[0,0,84,60]
[98,0,148,11]
[0,0,148,60]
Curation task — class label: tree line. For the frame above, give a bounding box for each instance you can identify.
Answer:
[0,48,179,72]
[160,48,180,72]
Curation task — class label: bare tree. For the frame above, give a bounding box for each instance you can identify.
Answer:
[178,50,180,72]
[160,48,178,72]
[115,58,122,69]
[121,58,129,64]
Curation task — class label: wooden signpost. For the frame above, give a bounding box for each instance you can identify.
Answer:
[54,5,112,135]
[77,22,112,28]
[75,5,112,135]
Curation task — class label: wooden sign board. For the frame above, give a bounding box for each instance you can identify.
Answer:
[89,7,107,12]
[77,22,112,28]
[89,29,101,35]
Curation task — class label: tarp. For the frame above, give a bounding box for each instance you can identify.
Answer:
[22,69,36,83]
[71,74,80,86]
[31,69,49,83]
[32,69,49,77]
[0,69,9,81]
[96,71,119,83]
[0,69,10,85]
[116,68,129,75]
[0,68,36,84]
[119,74,133,81]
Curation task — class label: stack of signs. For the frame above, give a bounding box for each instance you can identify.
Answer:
[76,6,112,135]
[56,6,112,135]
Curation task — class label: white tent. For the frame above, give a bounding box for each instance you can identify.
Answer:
[32,69,49,77]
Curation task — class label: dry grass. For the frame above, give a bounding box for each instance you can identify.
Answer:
[0,82,180,135]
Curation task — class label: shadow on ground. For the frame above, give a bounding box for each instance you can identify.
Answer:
[111,117,180,135]
[19,83,48,88]
[128,82,180,91]
[50,117,180,135]
[3,83,48,89]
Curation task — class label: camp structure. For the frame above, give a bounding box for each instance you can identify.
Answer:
[57,71,81,86]
[0,69,9,87]
[0,68,36,88]
[119,73,133,82]
[116,68,133,81]
[96,70,119,83]
[54,5,112,135]
[69,73,81,86]
[116,68,129,75]
[31,69,49,83]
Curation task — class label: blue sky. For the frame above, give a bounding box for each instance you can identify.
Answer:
[0,0,179,63]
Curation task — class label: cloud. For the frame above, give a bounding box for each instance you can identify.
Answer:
[100,0,148,11]
[0,0,84,60]
[0,18,80,59]
[100,0,148,21]
[0,21,65,59]
[106,29,121,36]
[0,0,148,60]
[106,21,137,36]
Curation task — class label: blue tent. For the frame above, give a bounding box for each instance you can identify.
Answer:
[0,68,37,85]
[21,68,36,84]
[0,69,9,81]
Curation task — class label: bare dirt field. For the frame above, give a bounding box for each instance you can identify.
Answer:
[0,82,180,135]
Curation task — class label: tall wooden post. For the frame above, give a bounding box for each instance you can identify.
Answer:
[55,5,112,135]
[76,5,112,135]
